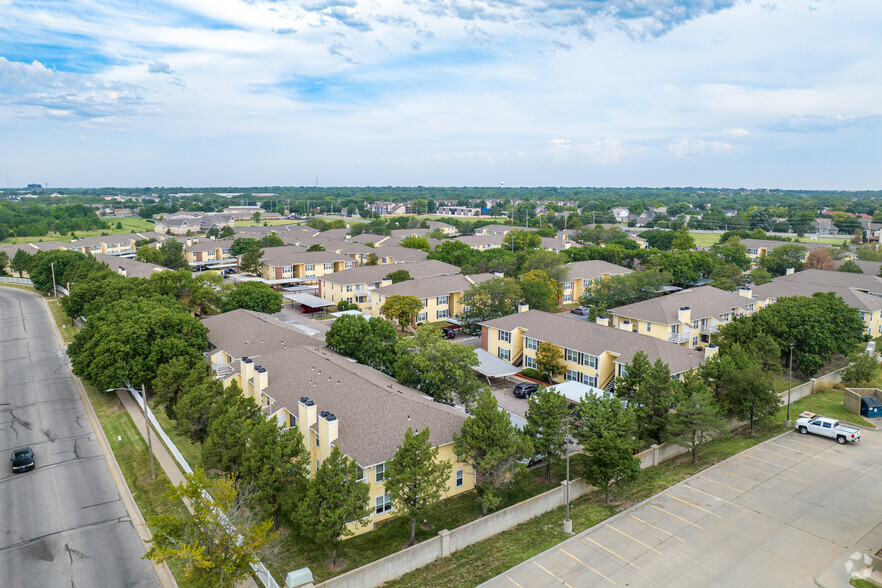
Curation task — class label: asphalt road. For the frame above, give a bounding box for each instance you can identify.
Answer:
[0,287,159,588]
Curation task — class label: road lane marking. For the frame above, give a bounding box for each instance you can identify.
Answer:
[667,494,724,518]
[681,483,741,507]
[533,561,574,587]
[696,476,746,495]
[561,548,618,585]
[649,504,704,529]
[628,514,685,542]
[583,537,641,569]
[605,524,663,555]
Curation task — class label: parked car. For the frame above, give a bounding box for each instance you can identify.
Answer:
[570,306,591,316]
[10,447,35,473]
[795,414,861,444]
[440,327,456,339]
[299,304,323,314]
[512,383,539,399]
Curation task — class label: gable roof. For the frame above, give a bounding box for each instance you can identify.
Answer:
[373,273,495,298]
[751,269,882,312]
[609,286,752,324]
[564,260,633,282]
[319,259,459,286]
[260,246,348,266]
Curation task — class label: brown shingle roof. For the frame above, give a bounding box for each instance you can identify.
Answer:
[564,260,633,282]
[319,260,459,286]
[751,269,882,312]
[609,286,751,325]
[260,247,348,267]
[373,273,495,299]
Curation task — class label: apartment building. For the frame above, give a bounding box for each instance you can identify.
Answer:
[319,260,459,312]
[369,273,495,322]
[740,239,834,266]
[561,260,633,303]
[427,221,456,235]
[473,224,536,236]
[607,286,756,349]
[481,309,708,391]
[94,253,166,279]
[454,234,506,251]
[202,310,474,535]
[256,247,353,282]
[184,238,236,267]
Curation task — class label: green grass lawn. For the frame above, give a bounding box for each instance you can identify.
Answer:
[690,232,723,247]
[780,385,874,428]
[1,217,155,244]
[771,373,808,394]
[150,401,204,469]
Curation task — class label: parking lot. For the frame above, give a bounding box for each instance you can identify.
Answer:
[481,428,882,587]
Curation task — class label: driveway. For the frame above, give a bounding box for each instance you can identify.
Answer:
[481,428,882,588]
[0,287,159,587]
[272,305,334,340]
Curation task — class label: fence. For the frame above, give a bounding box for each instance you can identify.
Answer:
[125,387,281,588]
[0,276,32,285]
[778,365,847,406]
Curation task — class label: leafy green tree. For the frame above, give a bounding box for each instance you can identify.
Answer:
[219,226,236,238]
[617,353,680,444]
[159,239,189,270]
[410,199,428,215]
[221,281,283,314]
[239,247,264,275]
[639,229,676,251]
[152,357,206,419]
[202,392,263,474]
[28,249,87,292]
[252,211,261,224]
[189,271,231,315]
[524,387,569,482]
[671,228,695,251]
[581,270,671,313]
[582,436,641,504]
[175,379,232,443]
[521,269,562,307]
[502,229,541,252]
[395,325,484,407]
[712,237,751,270]
[841,351,878,386]
[385,427,452,547]
[10,248,33,277]
[307,243,325,252]
[366,252,380,266]
[258,234,284,248]
[460,277,524,335]
[838,260,863,274]
[715,344,778,435]
[148,269,194,300]
[575,392,637,445]
[668,374,728,463]
[296,446,371,567]
[519,250,568,284]
[325,315,398,373]
[381,294,423,331]
[760,243,807,276]
[231,238,258,256]
[399,236,431,252]
[453,390,533,515]
[709,263,745,291]
[384,269,412,284]
[136,244,165,265]
[535,341,565,381]
[428,240,477,268]
[0,250,9,275]
[145,468,282,588]
[749,267,773,285]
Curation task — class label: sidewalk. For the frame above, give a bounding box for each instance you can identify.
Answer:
[815,521,882,587]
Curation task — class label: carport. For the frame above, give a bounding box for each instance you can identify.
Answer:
[473,349,520,386]
[546,380,606,404]
[282,292,336,314]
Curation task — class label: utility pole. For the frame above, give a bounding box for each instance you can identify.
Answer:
[142,385,155,480]
[786,343,795,428]
[564,414,572,534]
[50,262,57,297]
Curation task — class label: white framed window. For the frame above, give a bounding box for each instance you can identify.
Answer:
[455,469,464,488]
[305,264,315,272]
[345,261,354,268]
[860,312,867,322]
[436,309,449,319]
[582,354,597,369]
[436,295,449,305]
[346,285,353,292]
[586,375,597,387]
[645,322,652,332]
[565,348,579,363]
[315,432,320,447]
[499,331,511,343]
[375,493,393,515]
[498,348,511,361]
[356,465,364,482]
[375,463,385,483]
[565,369,580,382]
[692,337,699,347]
[420,298,428,308]
[563,293,573,302]
[525,337,538,350]
[525,355,536,369]
[417,312,427,322]
[324,263,334,271]
[563,281,573,291]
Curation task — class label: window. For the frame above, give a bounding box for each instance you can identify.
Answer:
[356,465,364,482]
[345,261,354,268]
[585,375,597,387]
[455,469,464,488]
[860,312,867,322]
[525,337,538,350]
[346,285,353,292]
[289,413,298,427]
[582,354,597,369]
[498,348,511,361]
[565,369,580,382]
[315,432,319,447]
[436,295,449,305]
[692,337,699,347]
[565,348,580,363]
[324,263,334,271]
[645,322,652,333]
[525,356,536,369]
[822,422,832,429]
[499,331,511,343]
[375,493,393,515]
[420,298,428,308]
[563,281,573,291]
[436,309,449,319]
[417,312,427,323]
[375,463,385,483]
[563,293,573,302]
[305,264,315,272]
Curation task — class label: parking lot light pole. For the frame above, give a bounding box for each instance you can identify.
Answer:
[141,385,156,480]
[786,343,795,428]
[564,414,572,534]
[50,262,57,297]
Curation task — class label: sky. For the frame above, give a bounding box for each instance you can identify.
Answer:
[0,0,879,190]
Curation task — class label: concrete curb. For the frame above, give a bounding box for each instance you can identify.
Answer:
[38,294,177,588]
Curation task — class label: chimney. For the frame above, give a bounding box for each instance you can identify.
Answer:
[240,357,254,397]
[254,365,268,398]
[298,397,317,436]
[318,411,339,460]
[619,320,632,332]
[678,306,691,324]
[595,315,609,327]
[518,303,530,313]
[117,266,127,277]
[738,287,753,299]
[704,344,719,361]
[785,267,795,275]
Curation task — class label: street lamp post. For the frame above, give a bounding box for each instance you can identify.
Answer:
[142,385,156,480]
[563,414,573,534]
[50,261,57,297]
[786,343,795,428]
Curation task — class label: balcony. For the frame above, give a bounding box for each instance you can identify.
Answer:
[699,324,719,335]
[667,329,691,344]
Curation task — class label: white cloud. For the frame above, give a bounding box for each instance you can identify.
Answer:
[667,138,736,158]
[147,61,172,74]
[722,127,750,137]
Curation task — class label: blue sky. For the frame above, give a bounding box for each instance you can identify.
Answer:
[0,0,879,189]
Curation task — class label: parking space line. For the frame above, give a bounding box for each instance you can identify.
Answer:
[533,560,574,588]
[696,475,745,495]
[743,453,789,469]
[769,441,814,456]
[629,514,685,542]
[583,537,641,569]
[716,466,765,484]
[729,460,774,476]
[682,483,741,507]
[649,504,704,529]
[754,446,801,462]
[605,524,664,555]
[785,436,824,450]
[666,494,724,518]
[560,548,618,585]
[505,575,524,587]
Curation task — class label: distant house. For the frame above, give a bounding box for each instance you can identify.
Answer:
[223,206,282,221]
[560,260,632,303]
[610,207,630,222]
[436,206,479,217]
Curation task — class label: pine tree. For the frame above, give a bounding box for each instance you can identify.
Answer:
[524,387,569,482]
[668,374,728,463]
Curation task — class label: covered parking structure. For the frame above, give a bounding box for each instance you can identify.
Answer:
[473,349,520,386]
[282,292,336,314]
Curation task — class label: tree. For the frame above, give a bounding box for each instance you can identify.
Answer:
[366,253,380,266]
[307,243,326,252]
[581,270,671,314]
[749,267,773,285]
[616,353,680,444]
[841,351,878,386]
[712,237,751,270]
[137,244,165,265]
[521,269,562,308]
[380,294,423,331]
[524,387,569,482]
[297,446,370,567]
[716,344,778,435]
[152,357,205,419]
[145,468,282,587]
[760,243,807,276]
[575,392,638,445]
[175,379,232,443]
[0,250,9,275]
[399,236,431,252]
[10,248,33,277]
[667,375,728,463]
[838,260,863,274]
[804,248,835,270]
[202,393,263,475]
[219,226,236,238]
[639,229,676,251]
[385,427,452,547]
[709,263,744,291]
[220,281,282,314]
[325,315,398,373]
[671,228,695,251]
[394,325,484,407]
[453,390,533,515]
[411,199,428,215]
[384,269,412,284]
[239,247,264,275]
[460,277,524,335]
[28,249,87,292]
[189,271,230,315]
[252,211,261,224]
[159,239,189,270]
[535,341,565,381]
[582,436,641,504]
[231,238,259,256]
[502,229,541,252]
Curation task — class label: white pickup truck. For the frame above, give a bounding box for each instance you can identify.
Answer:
[795,413,861,444]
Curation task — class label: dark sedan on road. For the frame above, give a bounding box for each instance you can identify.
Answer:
[512,383,539,399]
[10,447,35,473]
